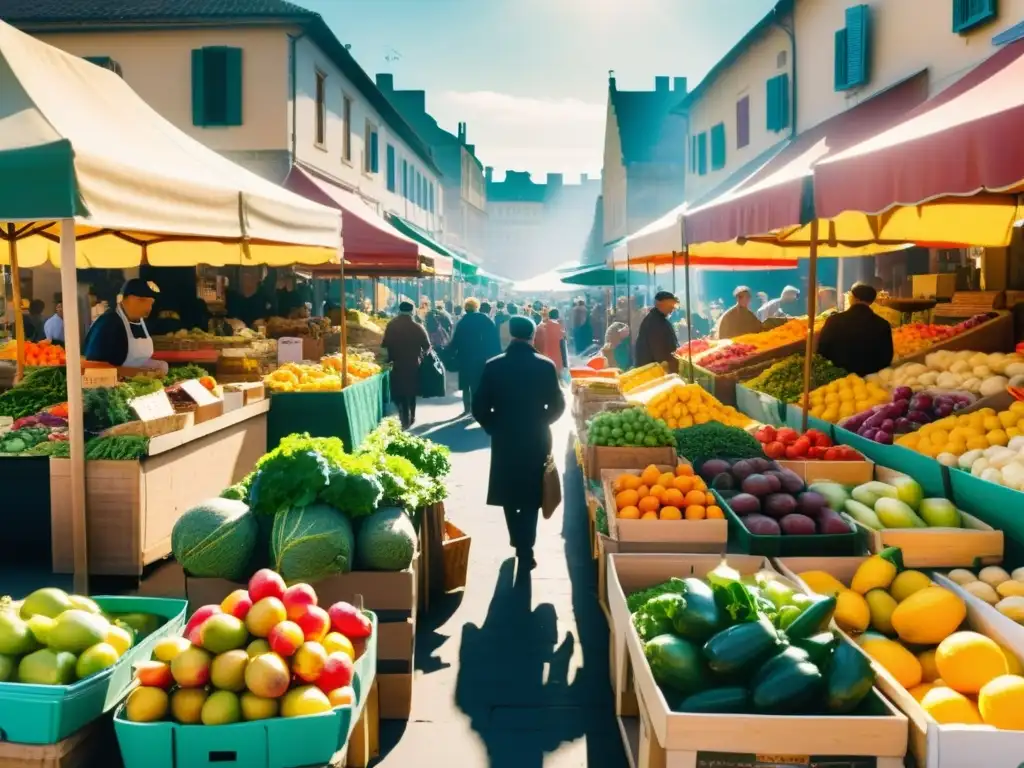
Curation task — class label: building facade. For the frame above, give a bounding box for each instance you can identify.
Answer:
[486,171,600,281]
[3,0,444,236]
[601,75,688,245]
[375,74,487,261]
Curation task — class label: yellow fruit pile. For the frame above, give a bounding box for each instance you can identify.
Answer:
[619,362,665,393]
[320,354,381,381]
[803,374,890,423]
[264,363,342,393]
[611,464,724,521]
[731,318,818,351]
[798,549,1024,728]
[895,403,1024,458]
[625,377,751,430]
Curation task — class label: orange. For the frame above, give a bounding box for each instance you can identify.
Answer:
[658,472,676,489]
[619,475,642,491]
[672,475,693,493]
[706,505,724,519]
[649,484,667,502]
[685,505,707,520]
[615,489,640,508]
[704,492,716,506]
[618,505,640,520]
[684,490,706,507]
[675,464,694,477]
[691,476,708,491]
[662,488,685,507]
[636,485,650,499]
[638,496,661,514]
[660,506,682,520]
[640,511,659,521]
[640,465,661,486]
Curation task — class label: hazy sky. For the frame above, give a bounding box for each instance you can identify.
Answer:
[300,0,777,181]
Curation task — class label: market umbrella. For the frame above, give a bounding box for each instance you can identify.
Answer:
[0,21,343,591]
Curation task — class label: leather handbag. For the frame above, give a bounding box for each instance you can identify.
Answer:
[542,455,561,519]
[418,348,446,398]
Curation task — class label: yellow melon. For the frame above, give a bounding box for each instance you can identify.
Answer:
[935,631,1008,694]
[890,587,966,645]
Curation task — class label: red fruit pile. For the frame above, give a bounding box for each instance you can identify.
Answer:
[697,343,759,374]
[755,425,862,461]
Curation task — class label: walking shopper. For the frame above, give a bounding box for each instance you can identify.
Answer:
[570,298,593,354]
[634,291,680,368]
[534,307,568,377]
[472,315,566,570]
[445,297,501,415]
[382,300,431,428]
[715,285,763,339]
[499,303,518,349]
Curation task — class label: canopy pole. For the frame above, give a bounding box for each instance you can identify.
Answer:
[801,218,821,433]
[60,219,88,595]
[339,252,348,391]
[7,225,25,384]
[625,259,632,367]
[837,257,846,311]
[684,248,694,384]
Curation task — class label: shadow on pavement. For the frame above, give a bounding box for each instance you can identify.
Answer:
[416,416,491,454]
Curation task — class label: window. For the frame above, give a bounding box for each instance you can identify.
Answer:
[386,144,396,192]
[314,70,327,146]
[342,95,352,161]
[736,96,750,149]
[953,0,997,33]
[428,182,435,213]
[365,122,379,173]
[191,47,243,127]
[414,170,422,206]
[401,160,409,198]
[84,56,123,77]
[834,5,871,91]
[420,175,427,208]
[777,50,788,69]
[689,135,697,174]
[710,123,726,170]
[697,132,708,176]
[766,73,790,132]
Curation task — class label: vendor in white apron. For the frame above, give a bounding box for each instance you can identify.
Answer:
[82,278,169,377]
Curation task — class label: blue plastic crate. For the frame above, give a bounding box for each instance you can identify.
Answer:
[0,595,187,745]
[950,470,1024,568]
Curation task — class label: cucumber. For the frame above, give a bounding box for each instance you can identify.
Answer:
[752,656,824,714]
[670,578,722,642]
[703,615,782,676]
[753,646,811,687]
[826,642,876,713]
[784,596,837,640]
[676,686,750,714]
[792,631,839,666]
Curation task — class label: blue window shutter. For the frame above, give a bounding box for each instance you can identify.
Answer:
[191,49,206,126]
[845,5,871,88]
[953,0,998,33]
[401,160,408,197]
[224,47,243,126]
[697,133,708,175]
[386,145,396,191]
[777,74,790,131]
[429,183,435,213]
[834,29,849,90]
[369,132,379,173]
[710,123,726,170]
[766,77,778,131]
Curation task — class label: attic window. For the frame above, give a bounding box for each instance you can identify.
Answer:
[777,50,788,68]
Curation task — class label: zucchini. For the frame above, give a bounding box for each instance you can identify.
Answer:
[753,646,810,687]
[792,631,839,666]
[784,595,837,640]
[671,578,722,642]
[703,615,782,676]
[826,642,876,713]
[752,656,824,714]
[676,686,750,714]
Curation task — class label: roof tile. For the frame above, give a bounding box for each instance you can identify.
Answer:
[0,0,313,22]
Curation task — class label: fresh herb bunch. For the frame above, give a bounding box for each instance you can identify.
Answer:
[123,375,164,398]
[83,385,134,433]
[0,367,68,420]
[163,364,210,385]
[362,418,451,479]
[84,435,149,460]
[745,354,847,404]
[673,422,763,464]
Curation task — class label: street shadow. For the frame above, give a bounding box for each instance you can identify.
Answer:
[418,416,490,455]
[414,590,465,675]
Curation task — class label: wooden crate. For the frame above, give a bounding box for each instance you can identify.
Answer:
[441,521,471,592]
[50,402,268,576]
[0,720,110,768]
[584,445,677,481]
[187,560,417,721]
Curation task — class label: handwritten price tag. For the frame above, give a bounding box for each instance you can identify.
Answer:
[130,390,175,421]
[82,368,117,389]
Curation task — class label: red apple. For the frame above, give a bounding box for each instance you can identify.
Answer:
[184,605,222,638]
[327,602,372,640]
[282,583,318,621]
[220,589,253,620]
[295,605,331,642]
[292,641,327,683]
[248,569,286,603]
[134,660,173,689]
[268,620,304,657]
[316,652,354,692]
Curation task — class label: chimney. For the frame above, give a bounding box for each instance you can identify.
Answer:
[485,166,493,183]
[581,173,589,183]
[457,122,467,143]
[673,76,687,93]
[608,69,617,90]
[654,76,670,92]
[547,173,563,188]
[375,73,394,92]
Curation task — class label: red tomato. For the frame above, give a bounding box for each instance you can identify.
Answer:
[815,433,833,448]
[791,437,811,457]
[784,444,802,459]
[777,428,799,445]
[763,441,786,459]
[755,425,777,444]
[807,446,825,460]
[823,447,840,461]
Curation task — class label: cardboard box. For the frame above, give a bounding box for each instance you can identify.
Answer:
[0,719,111,768]
[607,554,907,766]
[777,458,874,485]
[913,273,958,299]
[222,382,266,413]
[776,556,1024,768]
[584,444,676,481]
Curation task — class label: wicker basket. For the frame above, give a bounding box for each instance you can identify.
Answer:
[101,412,190,439]
[442,521,471,592]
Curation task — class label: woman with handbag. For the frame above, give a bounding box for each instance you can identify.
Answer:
[382,301,431,428]
[471,315,566,571]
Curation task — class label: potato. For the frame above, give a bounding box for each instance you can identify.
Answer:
[946,568,977,586]
[979,566,1011,587]
[743,514,781,536]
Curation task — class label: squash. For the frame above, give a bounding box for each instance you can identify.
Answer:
[890,587,966,645]
[858,635,922,689]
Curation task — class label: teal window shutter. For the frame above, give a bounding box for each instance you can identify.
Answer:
[778,74,790,131]
[697,133,708,175]
[191,49,206,126]
[845,5,871,89]
[369,131,379,173]
[386,145,396,191]
[224,47,243,126]
[429,183,435,213]
[401,160,408,198]
[710,123,726,170]
[834,29,849,90]
[767,74,790,132]
[766,77,778,131]
[953,0,998,33]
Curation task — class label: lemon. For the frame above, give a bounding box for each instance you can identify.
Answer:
[935,631,1008,694]
[979,675,1024,729]
[987,429,1009,447]
[921,686,982,724]
[889,570,932,603]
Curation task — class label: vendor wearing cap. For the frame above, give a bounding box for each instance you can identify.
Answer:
[83,278,169,377]
[817,281,894,377]
[716,285,763,339]
[757,285,801,322]
[634,290,679,369]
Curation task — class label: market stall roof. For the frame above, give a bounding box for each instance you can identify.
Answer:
[558,263,647,286]
[813,39,1024,246]
[385,215,467,276]
[0,20,341,267]
[511,262,580,294]
[684,69,930,248]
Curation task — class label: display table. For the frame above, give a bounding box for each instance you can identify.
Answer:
[49,400,269,576]
[266,371,388,451]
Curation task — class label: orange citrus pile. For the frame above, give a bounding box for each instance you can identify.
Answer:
[612,463,724,521]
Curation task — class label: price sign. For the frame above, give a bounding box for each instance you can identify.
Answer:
[179,379,220,406]
[277,337,303,365]
[82,368,117,389]
[130,390,175,421]
[696,754,877,768]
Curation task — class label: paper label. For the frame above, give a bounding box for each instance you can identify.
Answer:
[130,390,175,421]
[277,337,303,365]
[82,368,118,389]
[179,378,220,406]
[696,754,877,768]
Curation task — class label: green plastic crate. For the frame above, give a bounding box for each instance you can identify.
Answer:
[115,611,378,768]
[833,425,950,498]
[0,595,187,745]
[736,385,787,427]
[714,490,865,557]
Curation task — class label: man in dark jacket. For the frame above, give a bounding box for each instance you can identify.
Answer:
[817,282,894,377]
[382,301,431,428]
[472,316,566,570]
[445,297,501,415]
[634,291,679,368]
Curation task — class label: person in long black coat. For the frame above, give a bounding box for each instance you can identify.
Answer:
[817,282,894,377]
[472,316,566,570]
[445,298,500,414]
[382,301,431,428]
